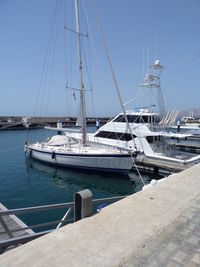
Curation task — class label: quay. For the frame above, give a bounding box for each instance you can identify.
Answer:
[1,164,200,266]
[0,203,34,253]
[0,116,110,130]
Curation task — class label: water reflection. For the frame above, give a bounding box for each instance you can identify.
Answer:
[23,156,153,231]
[25,158,143,198]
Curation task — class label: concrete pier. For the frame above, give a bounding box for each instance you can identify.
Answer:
[1,164,200,266]
[0,203,34,241]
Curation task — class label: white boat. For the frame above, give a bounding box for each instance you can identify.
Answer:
[65,108,200,166]
[164,109,200,135]
[25,0,135,174]
[25,135,133,174]
[171,114,200,135]
[176,124,200,135]
[62,53,200,168]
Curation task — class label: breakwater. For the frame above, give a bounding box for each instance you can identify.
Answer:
[0,116,110,130]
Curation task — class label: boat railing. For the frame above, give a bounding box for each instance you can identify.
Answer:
[0,192,126,253]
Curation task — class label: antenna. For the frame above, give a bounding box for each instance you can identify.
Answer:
[140,58,165,117]
[142,47,145,79]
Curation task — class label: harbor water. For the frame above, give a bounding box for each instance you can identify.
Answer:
[0,128,155,229]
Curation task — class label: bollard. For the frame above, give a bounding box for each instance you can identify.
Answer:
[74,189,93,222]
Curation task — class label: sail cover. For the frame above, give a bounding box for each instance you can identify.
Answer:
[47,135,72,146]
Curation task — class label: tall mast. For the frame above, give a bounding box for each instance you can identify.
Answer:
[74,0,86,145]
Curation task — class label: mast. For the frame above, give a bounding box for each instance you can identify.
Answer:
[74,0,87,145]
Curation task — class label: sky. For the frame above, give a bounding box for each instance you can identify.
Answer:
[0,0,200,117]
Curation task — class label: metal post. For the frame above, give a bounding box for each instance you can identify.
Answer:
[74,189,93,222]
[177,120,180,133]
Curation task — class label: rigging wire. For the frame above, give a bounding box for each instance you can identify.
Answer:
[164,87,186,111]
[82,48,96,117]
[45,0,63,116]
[164,51,200,74]
[160,51,200,111]
[33,0,60,118]
[91,0,145,184]
[81,0,106,91]
[64,0,72,118]
[81,0,100,120]
[123,89,148,107]
[64,1,83,120]
[90,0,137,148]
[82,0,96,119]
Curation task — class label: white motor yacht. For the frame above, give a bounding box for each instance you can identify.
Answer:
[65,108,200,166]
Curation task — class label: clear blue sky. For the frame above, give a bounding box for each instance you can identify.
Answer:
[0,0,200,117]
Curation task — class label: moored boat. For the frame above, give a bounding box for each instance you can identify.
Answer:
[25,0,137,174]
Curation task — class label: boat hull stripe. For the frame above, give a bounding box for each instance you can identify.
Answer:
[28,147,132,158]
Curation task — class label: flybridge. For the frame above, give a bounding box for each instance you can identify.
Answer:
[113,109,161,124]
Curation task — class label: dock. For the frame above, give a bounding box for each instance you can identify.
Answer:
[1,164,200,266]
[166,135,200,154]
[172,143,200,154]
[0,203,34,252]
[134,154,189,175]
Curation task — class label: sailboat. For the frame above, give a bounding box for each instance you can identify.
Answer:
[25,0,136,175]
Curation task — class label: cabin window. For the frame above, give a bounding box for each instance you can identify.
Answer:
[146,135,161,143]
[113,115,140,123]
[140,116,148,123]
[95,131,136,141]
[146,136,153,143]
[154,116,161,123]
[113,115,125,122]
[113,115,157,124]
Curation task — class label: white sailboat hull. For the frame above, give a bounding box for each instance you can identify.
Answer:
[25,145,133,174]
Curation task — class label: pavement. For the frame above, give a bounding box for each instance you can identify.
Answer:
[123,196,200,267]
[1,163,200,267]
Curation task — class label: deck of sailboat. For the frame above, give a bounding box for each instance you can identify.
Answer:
[27,143,131,156]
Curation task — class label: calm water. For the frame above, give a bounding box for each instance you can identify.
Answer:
[0,128,152,228]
